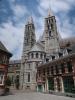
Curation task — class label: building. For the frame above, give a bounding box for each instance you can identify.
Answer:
[20,7,75,92]
[8,60,21,87]
[0,41,12,88]
[20,10,60,91]
[37,45,75,93]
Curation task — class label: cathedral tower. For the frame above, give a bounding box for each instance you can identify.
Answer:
[44,10,60,54]
[20,17,36,89]
[22,17,36,60]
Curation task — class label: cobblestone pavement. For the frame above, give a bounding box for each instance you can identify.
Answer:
[0,92,75,100]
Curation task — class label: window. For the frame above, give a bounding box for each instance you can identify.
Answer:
[49,30,51,37]
[36,53,38,58]
[40,53,43,59]
[29,64,30,69]
[51,24,54,30]
[31,53,34,58]
[28,73,30,82]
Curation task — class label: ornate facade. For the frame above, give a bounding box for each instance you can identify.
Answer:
[20,9,75,93]
[20,10,60,91]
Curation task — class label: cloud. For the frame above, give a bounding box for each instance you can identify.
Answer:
[0,0,75,60]
[7,0,28,21]
[37,0,75,39]
[0,20,24,59]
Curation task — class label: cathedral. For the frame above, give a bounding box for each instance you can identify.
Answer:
[20,10,75,93]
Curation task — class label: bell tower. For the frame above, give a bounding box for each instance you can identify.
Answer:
[22,17,36,60]
[44,10,60,54]
[20,17,36,89]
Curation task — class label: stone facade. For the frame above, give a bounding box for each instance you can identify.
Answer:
[37,46,75,93]
[20,10,60,91]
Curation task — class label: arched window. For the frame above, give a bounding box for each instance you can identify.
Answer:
[36,53,38,58]
[40,53,43,59]
[31,53,34,58]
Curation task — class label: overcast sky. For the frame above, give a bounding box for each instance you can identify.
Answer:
[0,0,75,60]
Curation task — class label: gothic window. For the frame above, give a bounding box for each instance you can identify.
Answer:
[36,53,38,58]
[28,73,30,82]
[51,18,53,22]
[49,19,50,23]
[51,24,54,30]
[29,63,30,69]
[49,30,51,37]
[40,53,43,59]
[31,53,34,58]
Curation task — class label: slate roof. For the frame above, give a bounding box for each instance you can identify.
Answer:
[0,41,12,57]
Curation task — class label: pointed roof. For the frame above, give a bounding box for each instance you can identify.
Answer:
[29,43,45,53]
[27,16,33,24]
[48,8,53,17]
[0,41,12,57]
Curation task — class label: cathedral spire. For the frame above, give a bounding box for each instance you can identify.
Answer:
[27,16,33,24]
[48,7,53,17]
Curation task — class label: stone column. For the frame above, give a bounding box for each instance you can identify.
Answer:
[54,77,58,92]
[43,54,44,59]
[42,84,44,92]
[46,78,48,92]
[59,77,64,93]
[34,52,36,58]
[45,77,48,92]
[39,53,41,59]
[64,62,68,73]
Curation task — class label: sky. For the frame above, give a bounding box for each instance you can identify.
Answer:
[0,0,75,60]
